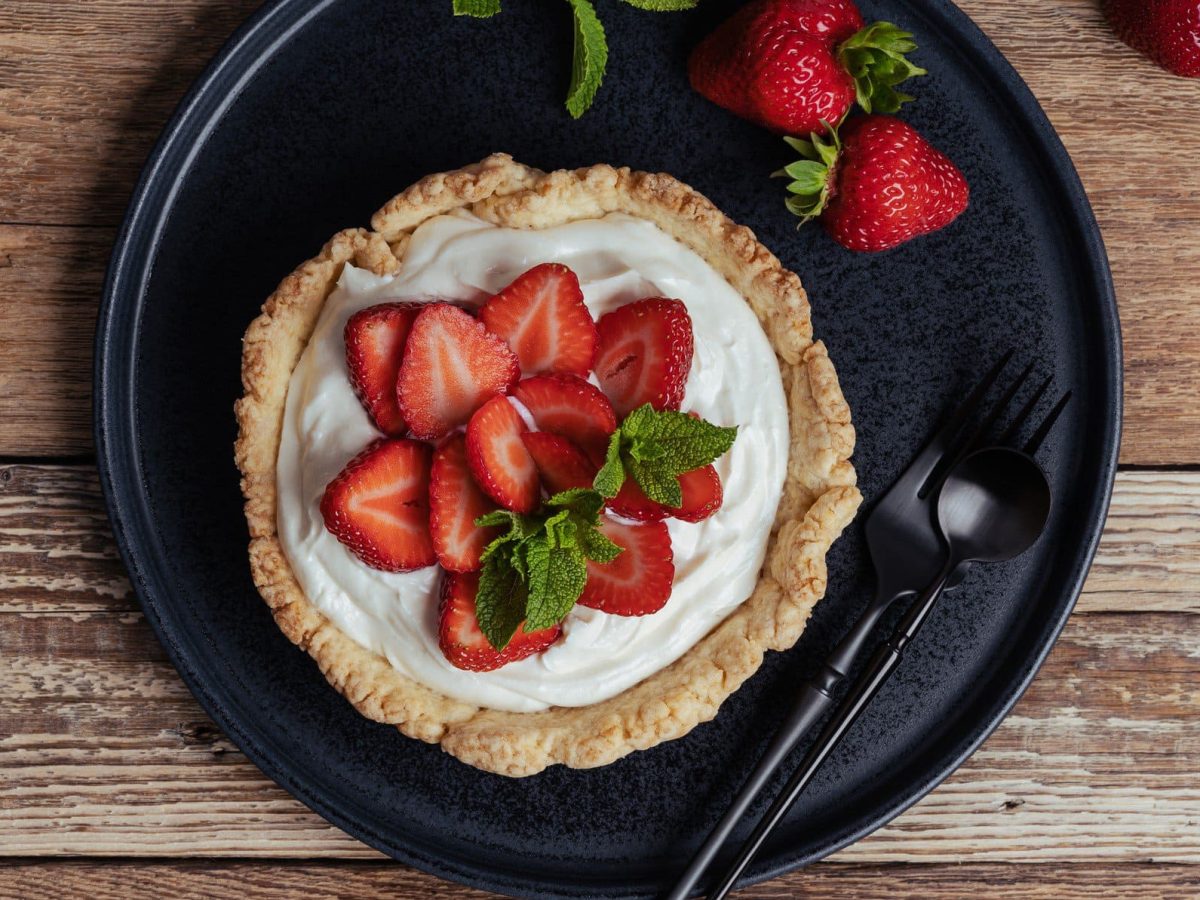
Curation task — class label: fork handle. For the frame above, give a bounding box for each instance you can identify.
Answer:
[664,681,835,900]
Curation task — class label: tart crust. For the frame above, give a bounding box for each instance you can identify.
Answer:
[234,154,861,777]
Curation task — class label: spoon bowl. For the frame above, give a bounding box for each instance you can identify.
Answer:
[937,446,1051,565]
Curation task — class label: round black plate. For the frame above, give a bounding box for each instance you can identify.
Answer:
[95,0,1120,896]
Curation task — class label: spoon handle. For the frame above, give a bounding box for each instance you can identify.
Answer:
[704,562,958,900]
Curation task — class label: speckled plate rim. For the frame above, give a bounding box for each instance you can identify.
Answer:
[94,0,1121,895]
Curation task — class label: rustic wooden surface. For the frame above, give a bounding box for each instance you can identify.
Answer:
[1,0,1198,897]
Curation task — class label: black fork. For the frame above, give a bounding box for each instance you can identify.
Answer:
[665,355,1070,900]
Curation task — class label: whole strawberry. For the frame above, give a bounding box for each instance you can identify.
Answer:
[780,115,968,252]
[688,0,925,135]
[1105,0,1200,77]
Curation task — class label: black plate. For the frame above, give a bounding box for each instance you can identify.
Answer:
[95,0,1121,895]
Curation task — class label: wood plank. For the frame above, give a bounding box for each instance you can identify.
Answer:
[1,464,1198,862]
[0,0,263,228]
[1,861,1199,899]
[5,466,1198,617]
[0,225,110,457]
[0,0,1197,460]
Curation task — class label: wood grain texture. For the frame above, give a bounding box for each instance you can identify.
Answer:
[1,465,1197,863]
[0,0,1198,460]
[2,861,1199,900]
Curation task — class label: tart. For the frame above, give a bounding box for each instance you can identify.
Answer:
[234,154,860,777]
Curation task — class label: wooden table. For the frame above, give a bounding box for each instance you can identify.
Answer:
[3,1,1198,896]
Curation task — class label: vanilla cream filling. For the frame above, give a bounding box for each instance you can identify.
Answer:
[276,211,789,712]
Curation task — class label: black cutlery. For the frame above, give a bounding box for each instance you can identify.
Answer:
[666,356,1068,899]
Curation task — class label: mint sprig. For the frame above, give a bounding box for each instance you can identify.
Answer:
[452,0,501,18]
[473,488,622,650]
[595,404,737,508]
[565,0,609,119]
[450,0,689,118]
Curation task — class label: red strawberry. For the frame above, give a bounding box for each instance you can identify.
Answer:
[511,374,617,464]
[396,303,519,440]
[593,299,693,419]
[782,116,968,252]
[609,464,724,523]
[671,465,724,522]
[466,396,540,514]
[320,439,436,572]
[480,263,599,377]
[1106,0,1200,77]
[438,571,561,671]
[521,432,598,494]
[429,434,503,572]
[344,302,423,435]
[688,0,925,135]
[578,519,674,616]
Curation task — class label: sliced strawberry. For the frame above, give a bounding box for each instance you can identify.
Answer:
[320,439,436,572]
[520,432,597,495]
[344,302,423,435]
[511,374,617,464]
[594,298,694,418]
[607,464,723,522]
[438,571,561,671]
[480,263,598,377]
[671,464,724,522]
[466,396,540,514]
[579,518,674,616]
[429,434,503,572]
[396,303,520,440]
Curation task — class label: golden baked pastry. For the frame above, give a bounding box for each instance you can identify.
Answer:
[234,154,860,776]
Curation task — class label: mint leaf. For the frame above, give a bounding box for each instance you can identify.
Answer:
[580,526,623,564]
[620,0,696,8]
[477,509,541,563]
[593,431,625,498]
[547,487,605,521]
[627,456,684,507]
[474,552,528,650]
[623,405,738,475]
[565,0,608,119]
[523,537,588,631]
[452,0,501,17]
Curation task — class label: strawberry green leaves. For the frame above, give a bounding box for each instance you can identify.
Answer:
[837,22,927,115]
[565,0,609,119]
[776,124,840,225]
[452,0,501,18]
[473,488,622,649]
[595,404,737,507]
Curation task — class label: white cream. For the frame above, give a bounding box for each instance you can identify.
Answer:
[277,211,789,712]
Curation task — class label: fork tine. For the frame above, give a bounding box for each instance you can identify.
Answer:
[890,350,1014,493]
[918,360,1032,498]
[999,375,1052,446]
[1023,390,1072,455]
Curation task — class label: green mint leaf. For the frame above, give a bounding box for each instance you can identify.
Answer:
[621,404,738,476]
[476,509,539,563]
[619,0,697,9]
[580,526,623,564]
[452,0,501,17]
[564,0,608,119]
[546,487,605,521]
[474,551,528,650]
[523,537,588,632]
[593,431,626,498]
[627,457,683,507]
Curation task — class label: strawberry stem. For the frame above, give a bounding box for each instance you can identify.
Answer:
[837,21,927,115]
[775,122,841,225]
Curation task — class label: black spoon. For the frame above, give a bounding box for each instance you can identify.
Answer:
[669,446,1052,899]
